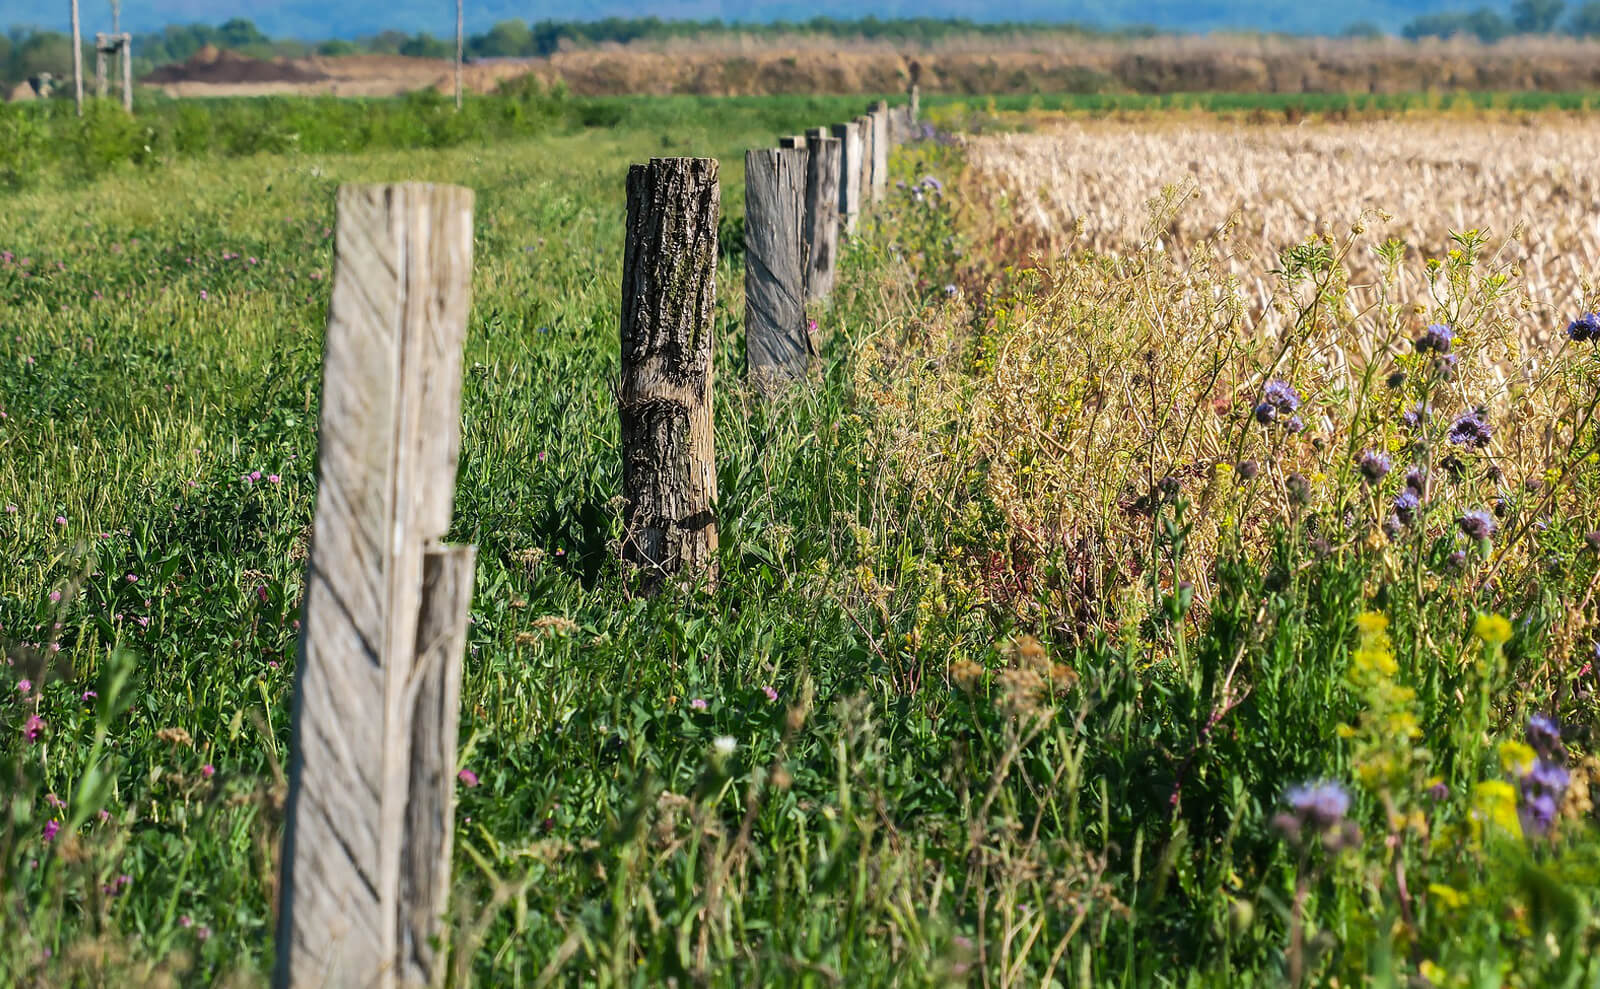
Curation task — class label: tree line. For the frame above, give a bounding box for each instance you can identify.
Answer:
[1394,0,1600,40]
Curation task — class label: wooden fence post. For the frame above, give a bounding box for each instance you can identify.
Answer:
[745,147,810,385]
[95,33,106,100]
[121,34,132,113]
[619,158,721,588]
[275,183,476,989]
[910,83,920,126]
[868,102,889,202]
[70,0,83,117]
[854,116,874,208]
[803,128,841,301]
[831,122,863,235]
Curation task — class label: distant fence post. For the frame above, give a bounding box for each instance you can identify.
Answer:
[619,157,721,588]
[831,121,863,235]
[121,33,132,113]
[854,116,874,208]
[275,183,477,989]
[868,102,889,202]
[803,128,841,301]
[909,83,920,126]
[70,0,83,117]
[745,147,810,385]
[95,33,106,100]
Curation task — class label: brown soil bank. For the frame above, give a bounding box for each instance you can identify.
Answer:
[144,36,1600,100]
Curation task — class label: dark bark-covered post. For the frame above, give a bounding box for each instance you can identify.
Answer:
[831,121,863,235]
[803,128,841,301]
[619,157,721,587]
[744,147,810,385]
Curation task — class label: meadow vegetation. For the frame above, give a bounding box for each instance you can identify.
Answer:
[1,96,1599,986]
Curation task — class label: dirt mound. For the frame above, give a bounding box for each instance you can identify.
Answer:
[143,45,329,86]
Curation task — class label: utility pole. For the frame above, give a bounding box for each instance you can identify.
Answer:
[454,0,463,111]
[112,0,119,33]
[71,0,84,116]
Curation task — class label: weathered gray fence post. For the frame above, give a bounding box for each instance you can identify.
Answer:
[831,122,864,235]
[868,101,890,202]
[803,128,841,301]
[745,147,810,385]
[620,158,721,588]
[70,0,83,117]
[121,33,132,113]
[910,83,920,126]
[275,183,477,989]
[854,116,874,208]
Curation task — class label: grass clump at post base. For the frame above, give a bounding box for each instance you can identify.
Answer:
[1,99,1600,985]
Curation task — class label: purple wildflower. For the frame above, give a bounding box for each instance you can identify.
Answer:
[1458,509,1496,541]
[1527,715,1562,759]
[762,685,778,702]
[1403,467,1427,496]
[1415,323,1454,355]
[1263,379,1301,413]
[1565,312,1600,343]
[1401,403,1431,430]
[1392,489,1420,524]
[1448,411,1492,449]
[42,820,59,842]
[689,698,708,711]
[1283,780,1351,831]
[1357,449,1392,484]
[457,768,479,788]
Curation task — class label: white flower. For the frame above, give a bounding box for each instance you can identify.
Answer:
[713,736,737,757]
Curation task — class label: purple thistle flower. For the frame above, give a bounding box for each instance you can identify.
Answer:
[1253,402,1277,425]
[1284,415,1305,434]
[1458,509,1496,541]
[1448,411,1492,449]
[1527,714,1562,758]
[1357,449,1392,484]
[1415,323,1454,355]
[1401,403,1431,430]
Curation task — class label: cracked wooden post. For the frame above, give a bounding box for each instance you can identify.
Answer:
[803,128,841,302]
[831,121,863,235]
[619,157,720,589]
[868,101,890,202]
[275,183,477,989]
[745,147,810,385]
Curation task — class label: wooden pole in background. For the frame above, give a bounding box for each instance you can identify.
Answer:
[71,0,83,116]
[745,147,810,384]
[803,128,841,301]
[910,83,920,126]
[831,121,863,235]
[95,33,106,100]
[121,35,132,113]
[868,101,889,202]
[275,183,476,989]
[455,0,464,111]
[853,116,873,212]
[619,157,721,588]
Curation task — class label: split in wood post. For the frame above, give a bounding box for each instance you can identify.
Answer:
[868,102,890,202]
[831,121,863,235]
[744,147,810,387]
[803,128,842,303]
[619,157,721,590]
[275,183,476,989]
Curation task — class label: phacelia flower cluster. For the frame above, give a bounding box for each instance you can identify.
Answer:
[1254,379,1304,432]
[1448,410,1492,450]
[1565,312,1600,343]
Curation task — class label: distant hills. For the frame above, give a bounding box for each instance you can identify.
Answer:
[0,2,1510,40]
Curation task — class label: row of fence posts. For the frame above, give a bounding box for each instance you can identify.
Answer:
[272,88,917,987]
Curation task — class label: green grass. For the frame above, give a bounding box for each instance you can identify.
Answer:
[2,95,1599,986]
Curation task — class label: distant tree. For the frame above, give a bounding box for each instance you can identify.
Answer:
[216,18,269,49]
[317,40,361,56]
[1341,20,1385,38]
[1513,0,1567,31]
[472,19,534,57]
[399,33,452,58]
[1571,1,1600,33]
[1464,7,1514,39]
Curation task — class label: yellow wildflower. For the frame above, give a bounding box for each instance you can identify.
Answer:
[1498,740,1536,776]
[1471,780,1522,840]
[1473,613,1511,647]
[1426,884,1466,910]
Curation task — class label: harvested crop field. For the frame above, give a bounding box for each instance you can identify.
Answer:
[139,35,1600,100]
[966,116,1600,345]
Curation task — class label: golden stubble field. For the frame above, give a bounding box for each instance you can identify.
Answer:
[965,116,1600,349]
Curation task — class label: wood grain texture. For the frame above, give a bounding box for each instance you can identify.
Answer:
[869,102,890,202]
[803,130,841,302]
[744,147,810,386]
[830,122,863,235]
[619,157,721,588]
[276,183,475,989]
[399,545,475,988]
